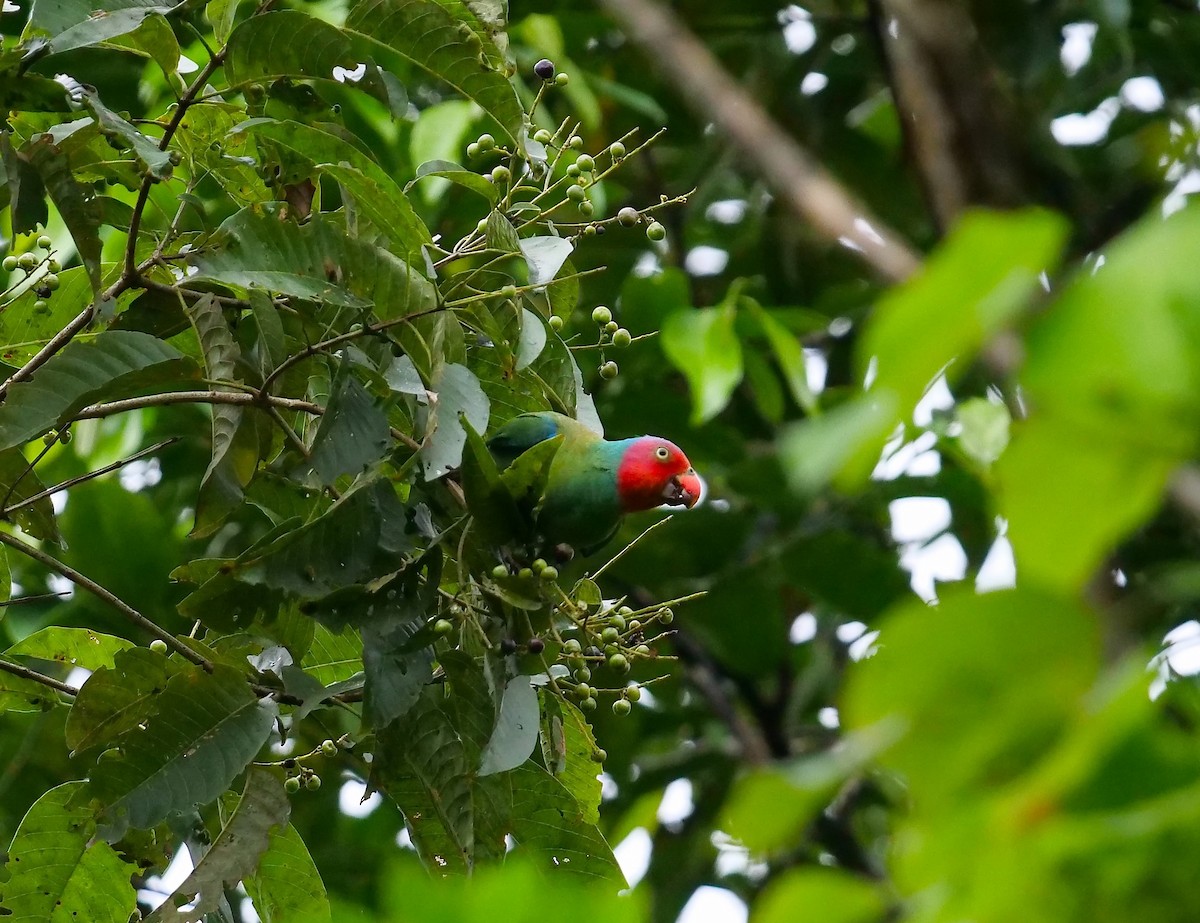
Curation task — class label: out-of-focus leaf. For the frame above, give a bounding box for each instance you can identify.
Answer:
[89,663,279,840]
[755,868,886,923]
[780,394,897,494]
[0,447,60,542]
[421,362,490,479]
[0,331,196,452]
[145,769,289,923]
[27,1,183,51]
[479,676,539,775]
[244,822,332,923]
[749,300,816,415]
[0,782,137,923]
[956,396,1010,467]
[661,302,744,425]
[65,647,181,755]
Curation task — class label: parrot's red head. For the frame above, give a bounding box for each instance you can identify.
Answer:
[615,437,703,513]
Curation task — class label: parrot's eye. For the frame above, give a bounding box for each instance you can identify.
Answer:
[654,446,670,462]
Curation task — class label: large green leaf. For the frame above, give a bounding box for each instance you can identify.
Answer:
[0,331,197,452]
[19,136,104,291]
[0,781,137,923]
[301,624,363,686]
[64,647,181,755]
[145,769,290,923]
[89,663,279,840]
[537,692,602,824]
[244,822,332,923]
[5,627,135,671]
[188,205,437,318]
[24,0,183,50]
[82,90,173,180]
[661,302,744,425]
[300,370,390,486]
[0,446,60,542]
[345,0,523,142]
[478,676,538,776]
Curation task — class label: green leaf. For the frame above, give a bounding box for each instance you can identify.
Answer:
[346,0,523,142]
[188,205,437,318]
[421,362,490,479]
[244,822,332,923]
[0,667,67,714]
[0,446,60,542]
[519,236,573,289]
[0,781,137,923]
[145,769,290,923]
[0,330,197,452]
[89,663,279,840]
[236,118,432,253]
[82,90,173,180]
[956,396,1010,467]
[361,588,436,732]
[748,300,817,415]
[410,159,500,204]
[755,868,886,923]
[779,394,897,494]
[537,692,602,824]
[207,0,239,44]
[301,370,390,486]
[661,302,744,425]
[301,624,364,686]
[461,417,525,547]
[5,627,135,671]
[479,676,539,776]
[20,136,104,292]
[65,647,181,755]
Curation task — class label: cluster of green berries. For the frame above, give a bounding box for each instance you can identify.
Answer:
[589,306,631,380]
[616,206,666,242]
[491,556,560,583]
[3,236,61,312]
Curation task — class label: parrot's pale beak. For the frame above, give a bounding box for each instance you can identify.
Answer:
[662,469,703,508]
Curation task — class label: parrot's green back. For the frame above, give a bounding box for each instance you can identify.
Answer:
[488,412,630,551]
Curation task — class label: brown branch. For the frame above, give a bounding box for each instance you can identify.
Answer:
[0,529,211,670]
[594,0,922,282]
[0,655,79,697]
[74,390,323,421]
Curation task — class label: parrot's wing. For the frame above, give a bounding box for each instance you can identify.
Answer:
[487,412,565,469]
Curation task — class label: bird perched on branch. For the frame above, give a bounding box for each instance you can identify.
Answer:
[487,411,702,554]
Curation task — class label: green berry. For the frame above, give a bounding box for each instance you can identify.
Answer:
[549,315,565,332]
[609,653,630,673]
[604,643,620,657]
[44,273,59,291]
[434,618,454,635]
[321,739,338,756]
[17,252,37,270]
[533,128,553,143]
[467,142,481,159]
[592,747,607,763]
[576,154,595,172]
[47,259,60,272]
[491,164,511,183]
[629,619,642,632]
[646,220,666,242]
[567,163,582,178]
[532,557,547,572]
[492,564,509,579]
[305,773,322,791]
[566,184,586,202]
[563,638,582,654]
[37,235,52,249]
[579,201,594,217]
[612,698,632,716]
[477,218,489,233]
[2,256,17,272]
[609,614,627,631]
[518,567,534,580]
[612,328,632,347]
[42,431,56,446]
[59,429,72,444]
[635,643,652,657]
[568,135,583,149]
[599,360,618,380]
[580,695,597,711]
[604,320,619,334]
[576,683,592,699]
[285,776,301,794]
[624,685,642,702]
[477,133,496,152]
[617,206,639,227]
[609,142,627,159]
[501,284,517,298]
[574,666,591,682]
[556,73,570,87]
[149,639,169,654]
[34,299,49,313]
[591,305,612,325]
[583,224,597,237]
[659,607,674,624]
[601,626,620,643]
[541,565,559,581]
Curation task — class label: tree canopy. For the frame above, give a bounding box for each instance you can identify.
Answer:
[3,1,1200,922]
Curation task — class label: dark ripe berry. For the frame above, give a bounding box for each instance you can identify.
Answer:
[612,699,632,716]
[285,776,301,794]
[599,360,618,380]
[500,638,518,655]
[584,646,602,658]
[528,637,546,654]
[534,58,555,80]
[617,206,639,227]
[646,221,667,242]
[591,305,612,325]
[282,758,298,769]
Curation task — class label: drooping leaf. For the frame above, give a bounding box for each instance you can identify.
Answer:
[0,331,197,452]
[537,692,602,824]
[519,236,573,289]
[0,781,138,923]
[360,582,437,732]
[301,370,391,486]
[5,627,135,671]
[89,663,279,840]
[20,135,104,291]
[27,1,184,52]
[409,159,500,204]
[244,822,332,923]
[478,676,539,776]
[301,624,364,687]
[421,362,490,479]
[145,769,290,923]
[0,446,60,542]
[82,90,173,180]
[64,647,180,755]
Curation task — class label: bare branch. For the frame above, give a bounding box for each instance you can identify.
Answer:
[74,390,322,421]
[594,0,922,282]
[0,655,79,697]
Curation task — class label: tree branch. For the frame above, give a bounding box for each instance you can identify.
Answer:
[0,529,211,670]
[0,655,79,697]
[74,390,323,421]
[594,0,922,282]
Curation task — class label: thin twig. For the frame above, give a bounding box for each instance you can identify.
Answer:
[595,0,921,282]
[74,390,322,421]
[0,529,211,670]
[590,515,674,582]
[0,656,79,697]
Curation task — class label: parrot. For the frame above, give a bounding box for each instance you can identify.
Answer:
[487,411,703,554]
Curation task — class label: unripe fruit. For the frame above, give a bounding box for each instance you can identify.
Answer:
[501,284,517,298]
[491,165,511,183]
[617,206,639,227]
[610,614,627,631]
[18,252,37,269]
[568,135,583,149]
[477,133,496,151]
[566,163,581,178]
[604,643,620,657]
[659,607,674,624]
[574,666,591,682]
[577,154,595,172]
[37,235,52,249]
[467,142,481,159]
[34,299,49,312]
[563,638,582,654]
[580,695,597,711]
[566,184,586,202]
[624,685,642,702]
[58,429,71,444]
[518,566,534,580]
[604,321,619,334]
[434,618,454,635]
[599,361,618,380]
[549,315,565,332]
[646,221,666,242]
[612,698,632,716]
[168,150,182,166]
[591,305,612,325]
[533,128,553,143]
[321,739,338,756]
[305,773,322,791]
[541,565,559,580]
[555,73,570,86]
[576,683,592,699]
[592,747,607,762]
[583,225,597,237]
[2,256,17,271]
[609,141,626,159]
[609,653,630,673]
[47,259,60,272]
[635,643,652,657]
[612,328,632,347]
[579,201,594,217]
[44,273,59,290]
[285,776,301,794]
[149,639,169,654]
[532,557,547,572]
[42,431,56,446]
[492,564,509,579]
[601,626,620,643]
[528,637,545,654]
[534,58,555,80]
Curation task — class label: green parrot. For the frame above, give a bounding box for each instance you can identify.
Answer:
[487,411,703,553]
